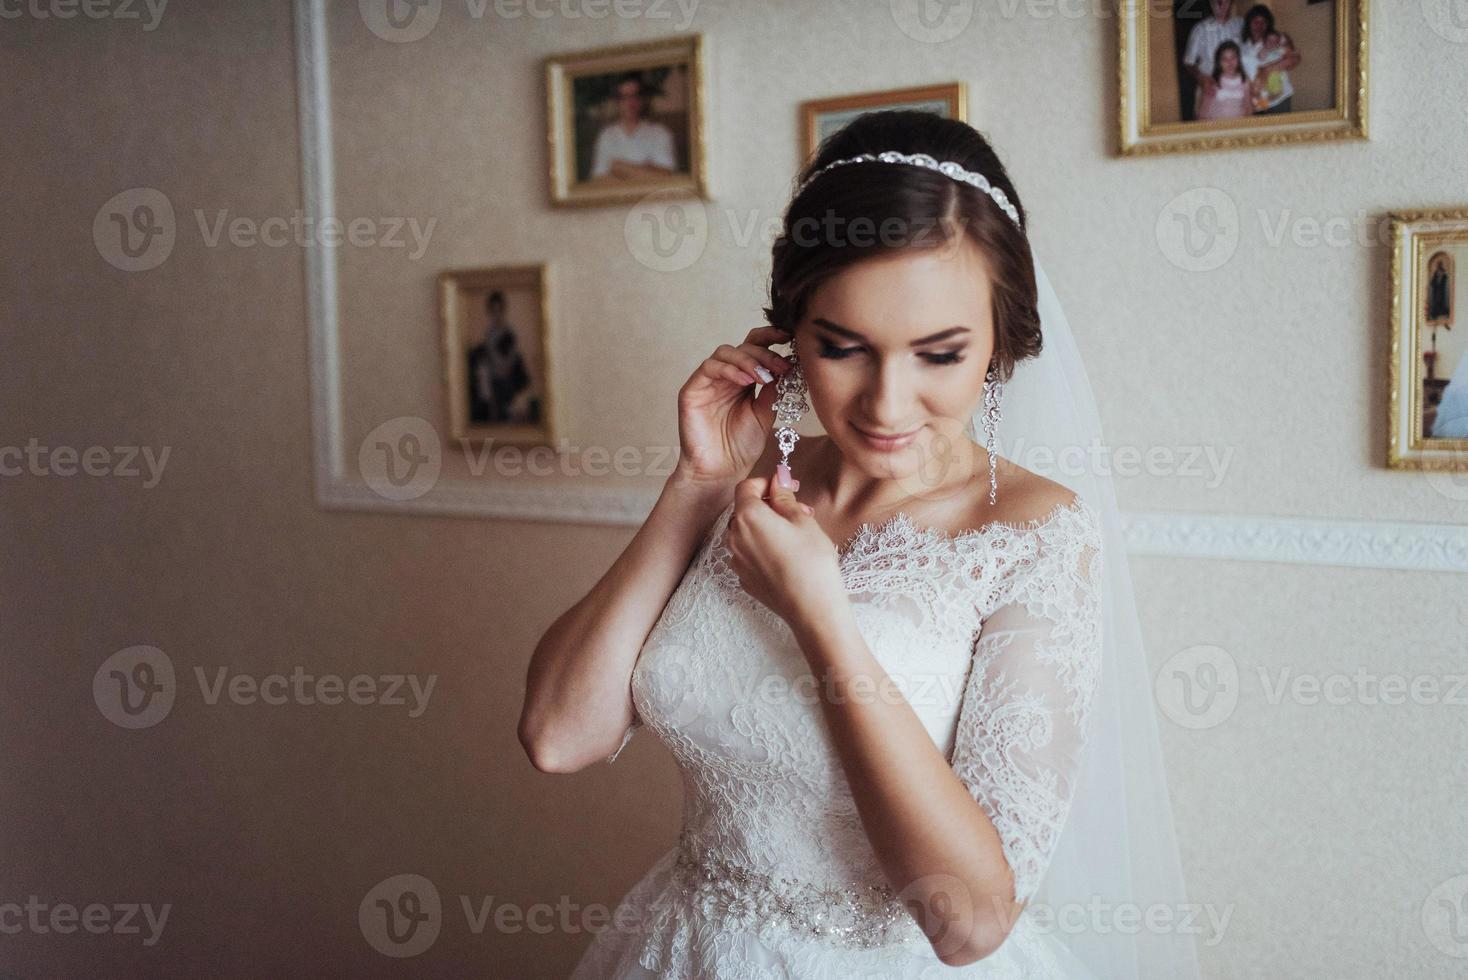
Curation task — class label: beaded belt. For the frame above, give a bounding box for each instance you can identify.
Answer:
[671,836,926,950]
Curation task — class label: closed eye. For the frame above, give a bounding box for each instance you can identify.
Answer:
[818,339,966,366]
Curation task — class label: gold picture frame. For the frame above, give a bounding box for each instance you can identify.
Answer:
[439,264,557,448]
[799,83,967,166]
[1119,0,1368,156]
[1387,208,1468,472]
[545,35,708,207]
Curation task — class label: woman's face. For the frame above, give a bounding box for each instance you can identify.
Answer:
[1248,14,1267,40]
[793,235,995,481]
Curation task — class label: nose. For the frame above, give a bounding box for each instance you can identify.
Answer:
[860,356,918,431]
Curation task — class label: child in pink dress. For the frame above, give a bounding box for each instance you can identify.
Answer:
[1198,40,1254,120]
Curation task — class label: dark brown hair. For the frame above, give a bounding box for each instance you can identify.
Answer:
[763,110,1040,382]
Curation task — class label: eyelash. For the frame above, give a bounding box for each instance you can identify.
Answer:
[817,339,966,366]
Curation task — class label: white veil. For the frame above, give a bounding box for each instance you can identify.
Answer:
[963,240,1203,979]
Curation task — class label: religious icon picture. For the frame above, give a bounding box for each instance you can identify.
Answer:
[799,83,966,166]
[1120,0,1368,155]
[439,264,556,447]
[1388,208,1468,472]
[546,35,708,207]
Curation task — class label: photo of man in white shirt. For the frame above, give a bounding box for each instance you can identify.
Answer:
[589,72,678,180]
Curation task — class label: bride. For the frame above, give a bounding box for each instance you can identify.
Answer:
[520,110,1201,978]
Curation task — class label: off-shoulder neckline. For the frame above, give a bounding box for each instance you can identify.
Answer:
[711,495,1095,564]
[833,496,1094,563]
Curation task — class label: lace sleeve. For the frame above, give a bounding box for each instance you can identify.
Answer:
[948,502,1104,904]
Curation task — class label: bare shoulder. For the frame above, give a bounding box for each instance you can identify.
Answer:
[978,459,1083,528]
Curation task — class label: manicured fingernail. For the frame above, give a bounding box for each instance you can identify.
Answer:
[754,366,774,383]
[776,462,792,489]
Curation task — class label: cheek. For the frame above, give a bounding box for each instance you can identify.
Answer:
[798,358,854,414]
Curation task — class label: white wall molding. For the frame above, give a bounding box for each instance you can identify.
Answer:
[292,0,1467,575]
[1122,511,1468,574]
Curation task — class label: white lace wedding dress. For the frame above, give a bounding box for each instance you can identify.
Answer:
[570,492,1106,979]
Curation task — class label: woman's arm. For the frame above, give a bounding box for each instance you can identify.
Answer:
[788,611,1022,966]
[517,468,735,773]
[520,325,796,772]
[781,492,1103,967]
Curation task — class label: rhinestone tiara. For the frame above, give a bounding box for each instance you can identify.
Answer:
[793,150,1021,228]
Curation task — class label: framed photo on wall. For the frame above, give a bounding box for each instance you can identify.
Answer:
[1119,0,1368,156]
[1388,208,1468,472]
[545,35,708,207]
[800,83,966,166]
[439,264,556,448]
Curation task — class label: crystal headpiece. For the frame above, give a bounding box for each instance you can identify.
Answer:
[793,150,1021,228]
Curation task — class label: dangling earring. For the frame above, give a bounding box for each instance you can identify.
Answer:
[982,362,1004,506]
[772,343,809,488]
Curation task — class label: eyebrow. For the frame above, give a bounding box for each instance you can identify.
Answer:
[811,317,971,346]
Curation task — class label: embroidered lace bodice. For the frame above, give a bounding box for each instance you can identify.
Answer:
[570,493,1106,979]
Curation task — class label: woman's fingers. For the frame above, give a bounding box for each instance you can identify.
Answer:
[713,342,790,385]
[742,325,794,346]
[700,356,758,388]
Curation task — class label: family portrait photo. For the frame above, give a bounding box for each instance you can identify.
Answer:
[1121,0,1367,154]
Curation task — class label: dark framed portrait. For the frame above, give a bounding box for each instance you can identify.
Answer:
[439,264,555,448]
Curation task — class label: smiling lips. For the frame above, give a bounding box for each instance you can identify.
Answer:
[851,421,921,452]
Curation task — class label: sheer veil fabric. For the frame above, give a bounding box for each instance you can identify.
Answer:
[961,241,1202,979]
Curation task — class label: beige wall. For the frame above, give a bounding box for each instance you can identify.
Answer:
[4,1,1466,977]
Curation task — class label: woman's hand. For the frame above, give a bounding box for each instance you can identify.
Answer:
[724,476,845,635]
[675,326,795,489]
